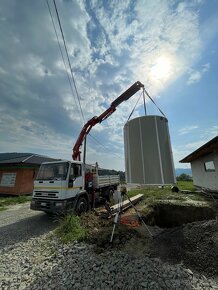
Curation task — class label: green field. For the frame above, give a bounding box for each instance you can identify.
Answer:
[177,180,195,191]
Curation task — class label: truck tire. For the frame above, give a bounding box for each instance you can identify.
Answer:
[45,211,54,216]
[76,196,88,215]
[106,188,114,202]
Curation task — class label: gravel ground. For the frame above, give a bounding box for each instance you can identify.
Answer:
[0,231,218,290]
[0,203,57,249]
[0,204,218,289]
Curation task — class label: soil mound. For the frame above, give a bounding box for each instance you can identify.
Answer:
[151,219,218,277]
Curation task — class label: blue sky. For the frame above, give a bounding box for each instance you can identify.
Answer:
[0,0,217,171]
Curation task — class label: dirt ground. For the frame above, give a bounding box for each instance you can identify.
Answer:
[80,201,218,278]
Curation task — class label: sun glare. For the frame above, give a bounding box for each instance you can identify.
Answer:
[150,56,172,81]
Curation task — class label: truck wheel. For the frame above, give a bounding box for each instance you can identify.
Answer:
[107,188,114,202]
[76,196,88,215]
[45,211,54,217]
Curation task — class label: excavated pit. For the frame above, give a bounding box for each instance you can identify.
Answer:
[82,202,218,276]
[144,202,216,228]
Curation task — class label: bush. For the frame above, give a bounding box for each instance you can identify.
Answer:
[55,215,88,243]
[176,173,192,181]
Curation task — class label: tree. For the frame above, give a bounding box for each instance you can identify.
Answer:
[176,173,192,181]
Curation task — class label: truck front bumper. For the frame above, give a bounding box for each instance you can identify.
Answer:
[30,198,70,214]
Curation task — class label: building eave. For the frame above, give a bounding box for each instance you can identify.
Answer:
[180,135,218,163]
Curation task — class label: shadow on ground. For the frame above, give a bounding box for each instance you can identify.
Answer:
[0,213,58,249]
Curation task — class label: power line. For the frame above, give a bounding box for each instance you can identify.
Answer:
[47,0,121,158]
[46,0,84,124]
[47,0,129,162]
[89,133,123,159]
[48,1,165,160]
[52,0,85,124]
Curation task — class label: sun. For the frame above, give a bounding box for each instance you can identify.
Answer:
[150,56,172,82]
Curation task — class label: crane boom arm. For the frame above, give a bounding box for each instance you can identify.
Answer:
[72,81,144,161]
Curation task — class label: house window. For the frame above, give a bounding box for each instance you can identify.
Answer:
[0,173,17,187]
[204,161,215,172]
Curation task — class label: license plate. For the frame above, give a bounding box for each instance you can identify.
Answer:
[41,202,47,206]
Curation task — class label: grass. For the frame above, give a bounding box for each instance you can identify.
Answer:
[0,195,32,211]
[128,186,185,205]
[177,180,195,191]
[0,206,7,211]
[127,181,207,206]
[54,181,210,244]
[55,215,88,243]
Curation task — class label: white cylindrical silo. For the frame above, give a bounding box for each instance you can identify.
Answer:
[124,115,176,185]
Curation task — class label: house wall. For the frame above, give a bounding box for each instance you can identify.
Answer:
[191,152,218,191]
[0,167,37,195]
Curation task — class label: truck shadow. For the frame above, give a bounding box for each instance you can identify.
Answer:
[0,213,58,250]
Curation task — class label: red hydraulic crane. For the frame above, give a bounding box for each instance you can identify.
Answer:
[72,81,144,161]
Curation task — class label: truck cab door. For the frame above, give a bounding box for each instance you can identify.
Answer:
[67,163,83,198]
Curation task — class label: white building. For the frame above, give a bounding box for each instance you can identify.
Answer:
[180,136,218,193]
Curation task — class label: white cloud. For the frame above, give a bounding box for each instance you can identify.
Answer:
[178,125,199,135]
[0,66,7,75]
[0,0,216,171]
[184,140,205,151]
[173,139,206,168]
[200,126,218,140]
[0,114,71,159]
[14,54,50,78]
[187,71,201,85]
[202,62,210,72]
[200,12,218,45]
[187,63,210,85]
[173,125,218,167]
[172,146,191,168]
[86,0,203,97]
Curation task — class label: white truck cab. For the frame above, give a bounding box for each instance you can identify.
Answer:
[31,160,88,214]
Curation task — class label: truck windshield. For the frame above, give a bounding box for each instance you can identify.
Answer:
[36,162,69,181]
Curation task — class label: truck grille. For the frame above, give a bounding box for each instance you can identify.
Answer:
[34,199,53,210]
[34,191,59,198]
